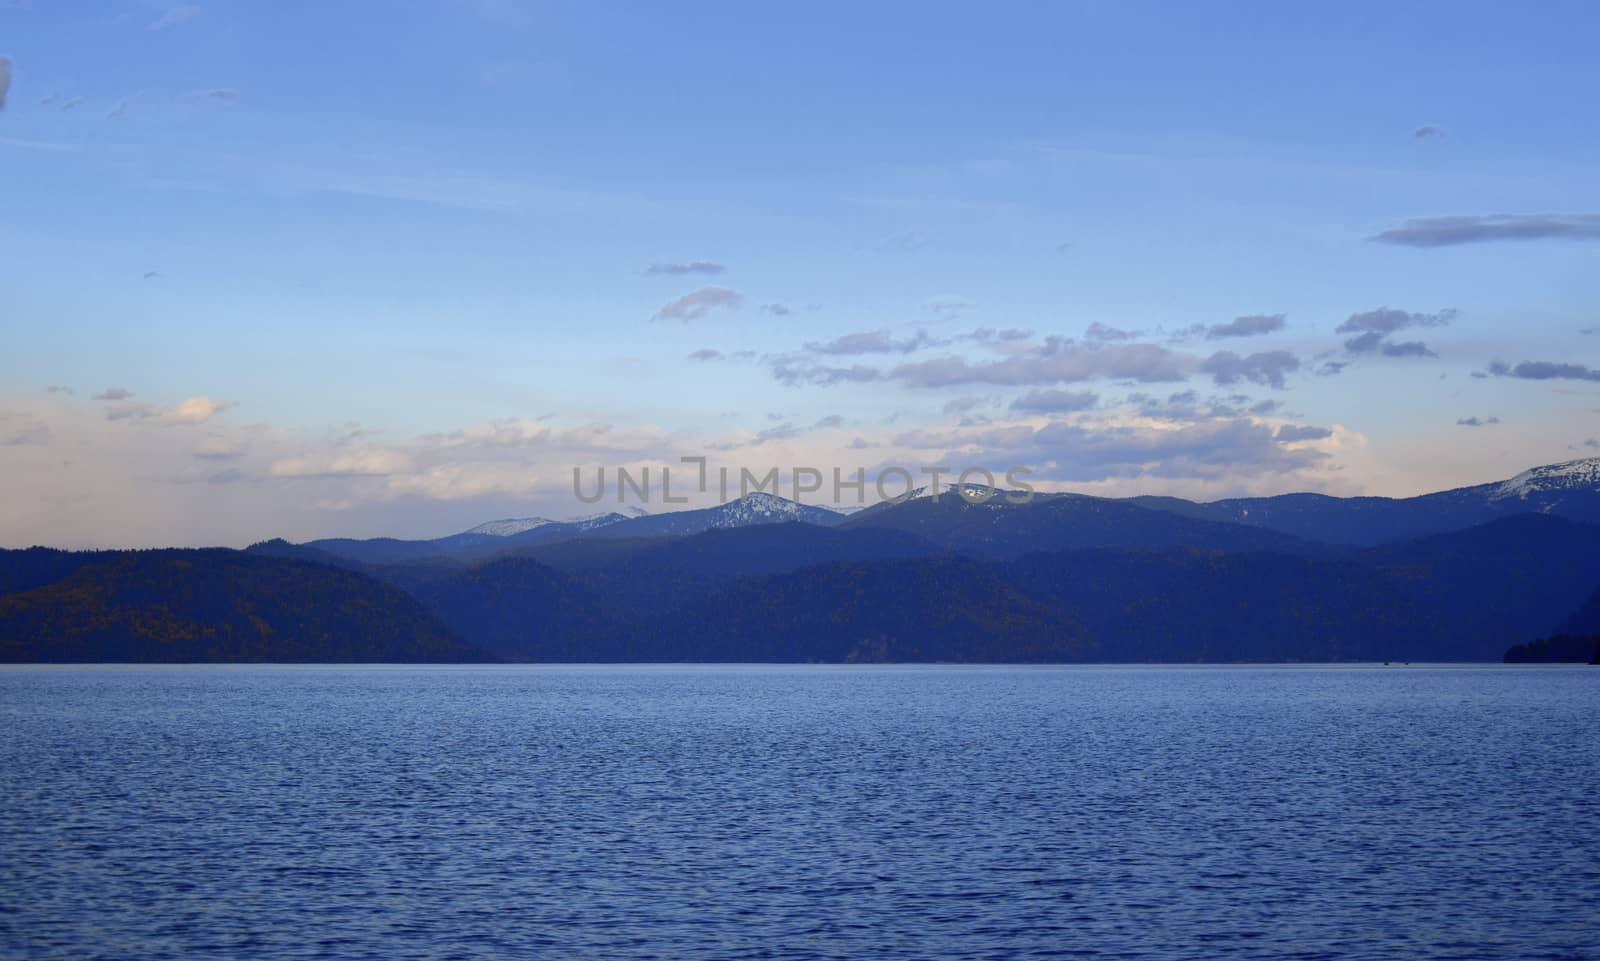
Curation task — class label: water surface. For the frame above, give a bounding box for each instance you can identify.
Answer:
[2,664,1596,960]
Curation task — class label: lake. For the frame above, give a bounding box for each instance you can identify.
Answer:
[1,664,1596,960]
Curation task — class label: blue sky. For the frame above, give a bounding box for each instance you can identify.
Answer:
[3,0,1600,547]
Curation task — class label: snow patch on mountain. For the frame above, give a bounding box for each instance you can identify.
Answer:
[1491,458,1600,501]
[711,492,837,527]
[465,517,554,536]
[566,507,650,530]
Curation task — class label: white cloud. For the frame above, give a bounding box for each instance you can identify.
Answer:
[160,396,235,425]
[654,286,743,322]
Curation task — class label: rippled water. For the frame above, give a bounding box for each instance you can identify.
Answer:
[2,665,1596,960]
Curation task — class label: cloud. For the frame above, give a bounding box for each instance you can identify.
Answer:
[1316,361,1349,377]
[1456,416,1501,428]
[1338,307,1452,357]
[814,415,844,429]
[687,348,723,362]
[770,361,883,387]
[963,327,1034,345]
[878,230,929,253]
[647,261,725,275]
[1372,215,1600,247]
[1488,360,1600,382]
[1130,389,1283,422]
[890,339,1194,388]
[160,396,235,425]
[804,329,935,356]
[654,286,743,322]
[1204,314,1286,339]
[1,414,49,447]
[186,88,238,104]
[1413,125,1444,139]
[1276,424,1333,442]
[762,303,793,317]
[45,385,75,395]
[1343,331,1384,355]
[1010,389,1099,413]
[0,57,11,112]
[942,396,986,416]
[193,435,244,460]
[106,403,154,422]
[927,295,973,318]
[1337,307,1456,335]
[1085,322,1141,342]
[270,448,416,479]
[98,395,233,425]
[1380,340,1436,358]
[1200,350,1300,389]
[893,417,1328,483]
[150,5,201,30]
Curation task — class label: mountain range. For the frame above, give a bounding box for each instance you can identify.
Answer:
[7,457,1600,663]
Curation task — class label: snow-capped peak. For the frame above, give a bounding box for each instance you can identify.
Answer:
[710,492,838,527]
[1491,457,1600,501]
[464,517,554,536]
[564,506,649,531]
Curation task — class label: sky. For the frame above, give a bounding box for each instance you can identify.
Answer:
[3,0,1600,548]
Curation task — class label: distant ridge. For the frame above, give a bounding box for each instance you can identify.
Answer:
[1129,456,1600,547]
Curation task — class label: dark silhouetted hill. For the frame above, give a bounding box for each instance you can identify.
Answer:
[0,549,482,663]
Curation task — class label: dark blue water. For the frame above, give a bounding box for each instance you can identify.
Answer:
[2,665,1596,960]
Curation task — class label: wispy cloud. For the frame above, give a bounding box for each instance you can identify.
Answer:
[0,136,87,153]
[0,57,12,112]
[687,348,723,362]
[1202,314,1286,339]
[1413,125,1445,139]
[1009,389,1099,413]
[1373,214,1600,247]
[926,295,972,318]
[184,88,238,105]
[770,361,883,387]
[891,339,1194,388]
[1337,307,1455,335]
[646,261,724,275]
[654,286,743,322]
[1085,322,1141,342]
[149,5,201,30]
[1456,416,1501,427]
[96,393,234,425]
[804,329,936,356]
[878,230,930,253]
[1488,360,1600,382]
